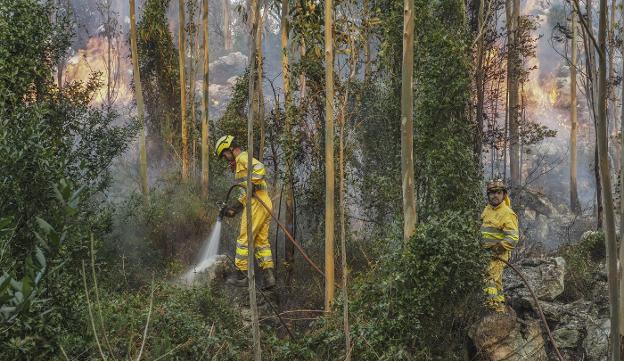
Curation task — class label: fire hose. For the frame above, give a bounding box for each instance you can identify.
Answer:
[496,257,564,361]
[219,184,327,282]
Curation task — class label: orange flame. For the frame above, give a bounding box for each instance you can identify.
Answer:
[64,37,132,106]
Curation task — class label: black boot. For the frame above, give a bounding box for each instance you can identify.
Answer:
[262,268,276,290]
[226,270,247,287]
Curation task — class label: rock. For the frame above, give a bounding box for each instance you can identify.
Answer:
[209,52,247,84]
[470,314,547,361]
[583,318,610,361]
[553,326,580,349]
[506,257,566,312]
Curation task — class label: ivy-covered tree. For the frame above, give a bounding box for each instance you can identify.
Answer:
[137,0,181,161]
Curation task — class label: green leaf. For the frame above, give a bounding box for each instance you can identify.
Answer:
[35,217,53,236]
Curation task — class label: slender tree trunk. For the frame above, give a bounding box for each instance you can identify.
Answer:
[620,0,624,344]
[401,0,417,241]
[202,0,209,198]
[256,2,266,161]
[179,0,189,180]
[324,0,335,311]
[339,106,350,360]
[130,0,148,198]
[247,0,262,358]
[507,0,521,191]
[597,1,621,359]
[608,0,620,173]
[300,38,306,98]
[475,0,486,163]
[363,0,371,81]
[190,7,198,177]
[338,37,357,361]
[222,0,232,51]
[582,0,604,227]
[106,0,112,110]
[281,0,295,287]
[570,12,580,213]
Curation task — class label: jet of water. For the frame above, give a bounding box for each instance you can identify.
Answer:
[181,220,222,284]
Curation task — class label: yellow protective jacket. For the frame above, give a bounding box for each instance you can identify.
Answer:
[480,196,519,251]
[234,151,270,205]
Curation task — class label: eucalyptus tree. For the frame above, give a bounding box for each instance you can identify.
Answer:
[401,0,417,240]
[129,0,148,197]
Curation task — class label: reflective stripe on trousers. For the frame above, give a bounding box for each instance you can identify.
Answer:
[483,248,511,312]
[235,193,274,271]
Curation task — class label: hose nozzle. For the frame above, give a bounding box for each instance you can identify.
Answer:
[216,201,226,221]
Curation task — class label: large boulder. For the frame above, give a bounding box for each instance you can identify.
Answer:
[209,51,247,84]
[583,318,610,361]
[506,257,566,311]
[470,313,547,361]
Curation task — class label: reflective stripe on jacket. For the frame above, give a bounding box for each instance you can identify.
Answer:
[234,151,269,204]
[480,197,519,251]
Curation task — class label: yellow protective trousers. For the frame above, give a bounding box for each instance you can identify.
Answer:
[484,248,511,313]
[234,190,274,271]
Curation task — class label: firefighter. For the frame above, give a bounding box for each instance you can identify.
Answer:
[480,179,519,313]
[216,135,276,289]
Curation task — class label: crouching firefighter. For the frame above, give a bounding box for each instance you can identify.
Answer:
[480,179,519,313]
[215,135,276,290]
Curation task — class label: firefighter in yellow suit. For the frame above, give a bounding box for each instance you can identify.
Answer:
[481,179,519,313]
[216,135,275,289]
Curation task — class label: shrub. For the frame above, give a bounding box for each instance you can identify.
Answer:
[559,231,605,301]
[277,211,487,360]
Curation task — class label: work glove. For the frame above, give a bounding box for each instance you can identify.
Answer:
[222,199,243,218]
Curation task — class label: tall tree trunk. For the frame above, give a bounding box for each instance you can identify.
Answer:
[507,0,521,191]
[179,0,189,180]
[401,0,417,241]
[324,0,335,311]
[256,2,266,161]
[620,0,624,344]
[363,0,371,81]
[474,0,486,163]
[281,0,295,287]
[222,0,232,50]
[338,37,357,361]
[609,0,620,172]
[130,0,148,198]
[597,1,621,359]
[581,0,604,227]
[247,0,262,358]
[300,37,306,98]
[339,102,350,360]
[106,0,112,110]
[190,6,198,177]
[570,12,580,213]
[202,0,209,198]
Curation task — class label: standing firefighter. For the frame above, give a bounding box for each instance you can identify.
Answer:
[216,135,276,289]
[480,179,519,313]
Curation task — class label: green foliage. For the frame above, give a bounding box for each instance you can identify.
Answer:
[355,82,402,223]
[58,283,248,360]
[413,0,480,219]
[559,231,606,301]
[0,181,81,323]
[0,0,70,111]
[137,0,181,160]
[274,211,486,360]
[217,72,250,147]
[0,1,135,356]
[104,176,226,289]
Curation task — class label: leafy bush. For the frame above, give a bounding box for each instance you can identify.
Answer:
[275,211,487,360]
[55,280,248,360]
[559,231,605,301]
